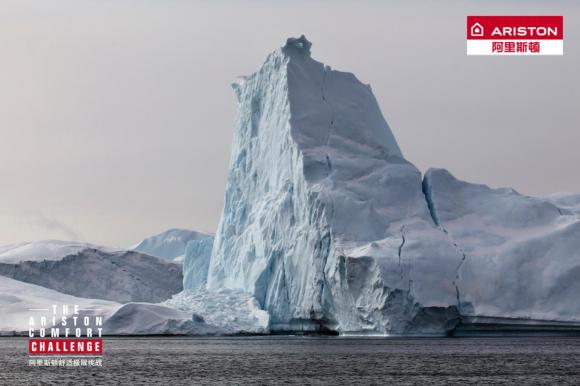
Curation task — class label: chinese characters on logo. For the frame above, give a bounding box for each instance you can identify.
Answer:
[491,41,541,54]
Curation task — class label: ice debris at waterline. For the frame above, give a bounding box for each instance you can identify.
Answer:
[0,274,268,336]
[100,289,269,335]
[180,35,580,335]
[163,289,269,334]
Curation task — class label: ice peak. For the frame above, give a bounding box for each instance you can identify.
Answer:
[283,35,312,56]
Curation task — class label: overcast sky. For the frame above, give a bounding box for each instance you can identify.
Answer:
[0,0,578,247]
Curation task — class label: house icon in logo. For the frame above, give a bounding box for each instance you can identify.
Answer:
[471,22,484,37]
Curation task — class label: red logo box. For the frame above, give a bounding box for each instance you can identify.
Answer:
[467,16,563,40]
[28,338,103,355]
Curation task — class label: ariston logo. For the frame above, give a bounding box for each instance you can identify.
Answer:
[467,16,564,56]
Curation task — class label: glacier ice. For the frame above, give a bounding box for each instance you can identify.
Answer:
[543,192,580,216]
[132,228,213,263]
[163,289,269,334]
[203,35,464,334]
[194,35,580,335]
[423,168,580,323]
[182,236,214,290]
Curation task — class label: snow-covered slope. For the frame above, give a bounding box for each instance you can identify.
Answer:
[0,240,117,264]
[0,249,182,303]
[423,168,580,323]
[132,228,213,263]
[201,36,464,334]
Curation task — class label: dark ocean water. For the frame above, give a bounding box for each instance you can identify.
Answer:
[1,336,580,385]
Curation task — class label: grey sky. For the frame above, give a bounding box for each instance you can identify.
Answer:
[0,0,578,247]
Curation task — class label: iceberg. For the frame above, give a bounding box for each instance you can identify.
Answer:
[203,36,464,334]
[195,35,580,335]
[3,36,577,337]
[0,248,182,303]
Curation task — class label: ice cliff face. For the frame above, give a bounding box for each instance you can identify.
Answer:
[182,236,214,290]
[204,36,464,334]
[132,228,214,290]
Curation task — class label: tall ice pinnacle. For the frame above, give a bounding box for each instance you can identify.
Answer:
[203,35,462,334]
